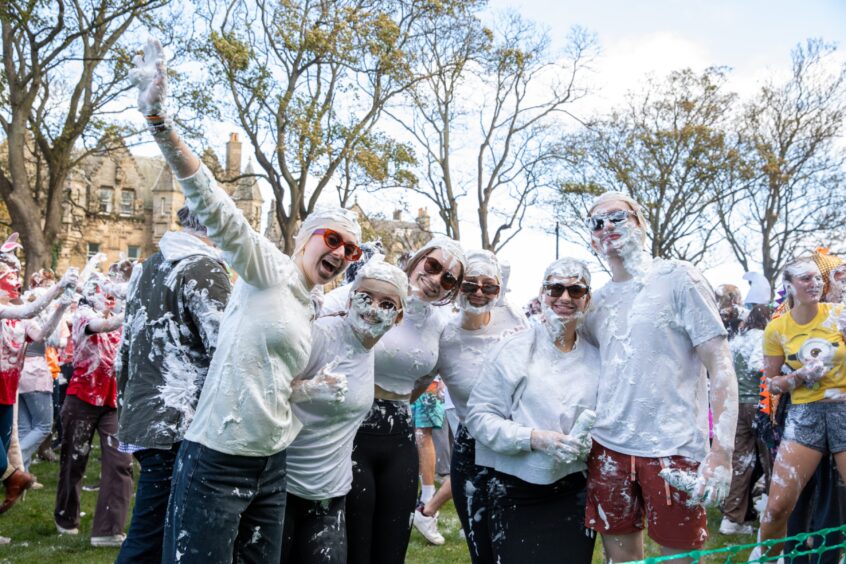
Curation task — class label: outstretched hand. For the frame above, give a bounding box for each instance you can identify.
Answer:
[129,37,168,117]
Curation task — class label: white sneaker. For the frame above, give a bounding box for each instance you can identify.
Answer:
[719,517,753,535]
[413,508,445,545]
[55,523,79,535]
[90,533,126,547]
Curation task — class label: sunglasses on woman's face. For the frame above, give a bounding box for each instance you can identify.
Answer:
[585,210,634,232]
[313,229,362,261]
[422,257,458,291]
[543,283,589,299]
[460,282,500,296]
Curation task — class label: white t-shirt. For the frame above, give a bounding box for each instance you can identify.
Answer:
[286,315,374,500]
[582,258,727,461]
[436,304,528,422]
[466,323,599,485]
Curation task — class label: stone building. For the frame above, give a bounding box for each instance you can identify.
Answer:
[53,133,262,272]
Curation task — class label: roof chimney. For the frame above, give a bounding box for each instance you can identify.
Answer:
[393,209,402,221]
[225,133,241,179]
[416,207,430,231]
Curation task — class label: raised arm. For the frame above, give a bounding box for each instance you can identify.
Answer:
[87,312,125,335]
[130,38,289,288]
[26,291,74,343]
[0,269,77,321]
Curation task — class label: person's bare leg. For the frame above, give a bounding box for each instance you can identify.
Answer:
[658,545,693,563]
[423,477,452,516]
[759,440,823,557]
[601,531,644,563]
[834,450,846,483]
[416,428,437,501]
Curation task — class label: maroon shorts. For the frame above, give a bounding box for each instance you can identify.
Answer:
[584,442,708,550]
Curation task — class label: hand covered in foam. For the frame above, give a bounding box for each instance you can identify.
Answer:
[290,359,348,404]
[796,358,826,386]
[129,37,168,117]
[659,451,731,508]
[530,429,586,464]
[59,268,79,291]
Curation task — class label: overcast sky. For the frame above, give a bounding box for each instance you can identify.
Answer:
[167,0,846,306]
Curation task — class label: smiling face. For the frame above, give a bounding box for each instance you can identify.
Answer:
[785,261,823,307]
[348,278,404,341]
[588,200,644,258]
[458,275,500,314]
[408,248,462,303]
[300,227,358,286]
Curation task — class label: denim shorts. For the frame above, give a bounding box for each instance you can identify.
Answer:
[783,401,846,453]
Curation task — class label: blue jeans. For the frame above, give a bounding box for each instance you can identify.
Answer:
[0,404,13,476]
[163,440,288,564]
[18,391,53,470]
[116,444,180,564]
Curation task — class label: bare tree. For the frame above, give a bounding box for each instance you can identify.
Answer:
[194,0,473,253]
[394,12,594,251]
[716,39,846,288]
[555,67,740,265]
[0,0,174,277]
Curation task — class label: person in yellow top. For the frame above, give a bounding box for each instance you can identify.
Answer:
[759,256,846,557]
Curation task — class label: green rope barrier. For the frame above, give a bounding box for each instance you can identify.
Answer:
[633,524,846,563]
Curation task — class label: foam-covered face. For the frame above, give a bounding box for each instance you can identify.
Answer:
[301,227,357,286]
[540,276,590,337]
[826,266,846,302]
[83,278,114,312]
[458,275,500,315]
[588,201,643,258]
[0,264,21,300]
[409,248,461,303]
[786,263,823,306]
[348,278,403,340]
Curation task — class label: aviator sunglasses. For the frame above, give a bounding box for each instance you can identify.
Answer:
[585,210,634,232]
[460,282,501,296]
[422,257,459,291]
[313,229,363,261]
[543,283,590,299]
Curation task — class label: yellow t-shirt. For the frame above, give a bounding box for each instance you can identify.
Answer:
[763,303,846,404]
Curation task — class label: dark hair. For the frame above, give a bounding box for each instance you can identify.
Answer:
[404,246,465,306]
[177,206,207,235]
[344,240,385,285]
[741,304,771,332]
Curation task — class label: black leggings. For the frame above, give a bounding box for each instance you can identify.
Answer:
[345,399,418,564]
[281,494,346,563]
[451,425,495,563]
[488,470,595,564]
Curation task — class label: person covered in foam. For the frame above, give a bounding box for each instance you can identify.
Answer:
[413,249,528,556]
[282,258,407,563]
[465,257,599,563]
[580,191,738,561]
[757,257,846,558]
[344,236,465,563]
[129,37,363,562]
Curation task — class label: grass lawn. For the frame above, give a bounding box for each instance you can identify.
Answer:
[0,439,756,563]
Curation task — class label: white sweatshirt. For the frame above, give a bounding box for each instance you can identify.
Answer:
[180,165,313,457]
[466,323,599,485]
[286,315,374,500]
[436,305,528,423]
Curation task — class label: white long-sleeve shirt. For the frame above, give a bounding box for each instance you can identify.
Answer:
[436,305,528,423]
[466,323,599,485]
[286,315,374,500]
[181,165,313,457]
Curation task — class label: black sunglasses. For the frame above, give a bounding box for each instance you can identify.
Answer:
[353,291,400,312]
[585,210,634,232]
[543,283,589,299]
[460,282,500,296]
[423,257,458,291]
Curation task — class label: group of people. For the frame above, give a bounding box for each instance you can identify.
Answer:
[0,36,841,564]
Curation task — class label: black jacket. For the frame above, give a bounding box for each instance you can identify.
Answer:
[116,231,231,448]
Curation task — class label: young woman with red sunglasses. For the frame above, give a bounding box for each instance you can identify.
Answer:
[465,258,599,563]
[414,249,528,560]
[342,236,465,564]
[130,39,363,563]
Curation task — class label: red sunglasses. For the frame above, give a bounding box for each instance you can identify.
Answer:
[423,257,458,291]
[313,229,362,261]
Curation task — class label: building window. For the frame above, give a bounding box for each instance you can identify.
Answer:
[127,245,140,260]
[159,197,167,217]
[87,242,100,260]
[98,186,114,214]
[120,189,135,216]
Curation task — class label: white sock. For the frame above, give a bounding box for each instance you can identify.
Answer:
[420,484,436,505]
